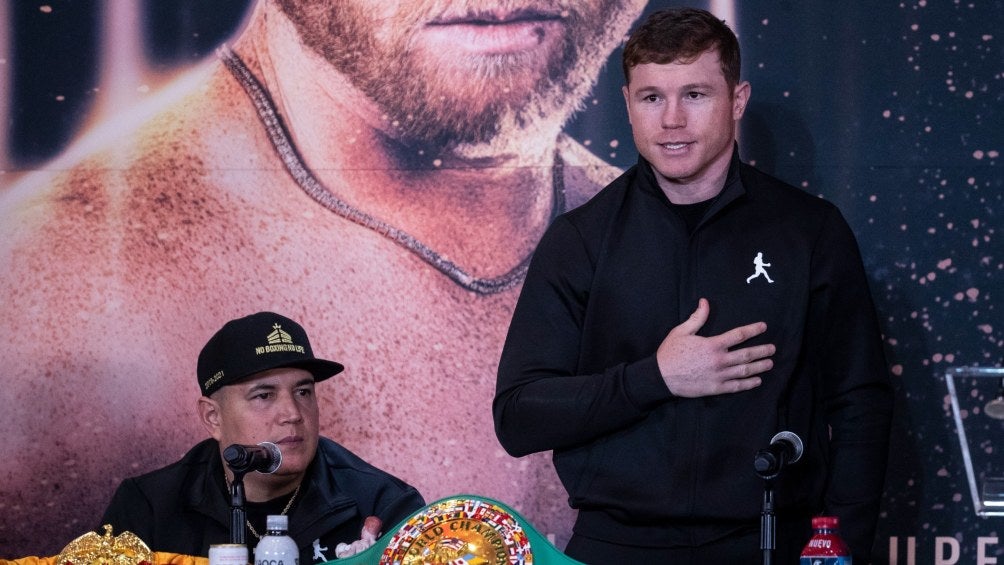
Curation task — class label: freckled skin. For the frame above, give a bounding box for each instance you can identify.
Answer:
[0,1,644,554]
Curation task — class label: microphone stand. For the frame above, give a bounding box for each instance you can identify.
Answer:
[753,450,786,564]
[754,433,803,565]
[759,478,777,565]
[229,469,248,545]
[223,442,281,546]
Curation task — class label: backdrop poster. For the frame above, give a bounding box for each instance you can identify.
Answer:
[1,1,1000,562]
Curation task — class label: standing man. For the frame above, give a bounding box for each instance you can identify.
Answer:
[100,311,425,562]
[494,7,893,564]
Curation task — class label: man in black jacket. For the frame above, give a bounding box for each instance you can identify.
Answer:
[493,7,893,564]
[100,311,425,562]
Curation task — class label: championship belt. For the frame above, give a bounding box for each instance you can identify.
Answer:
[54,525,155,565]
[331,495,583,565]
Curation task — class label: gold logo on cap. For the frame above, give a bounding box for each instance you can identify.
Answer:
[256,323,305,355]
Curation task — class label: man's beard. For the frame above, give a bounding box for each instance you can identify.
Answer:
[282,1,634,157]
[363,45,581,153]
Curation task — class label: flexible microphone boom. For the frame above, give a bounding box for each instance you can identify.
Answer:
[754,431,803,479]
[223,441,282,474]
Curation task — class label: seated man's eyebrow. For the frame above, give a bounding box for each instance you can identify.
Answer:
[246,383,277,394]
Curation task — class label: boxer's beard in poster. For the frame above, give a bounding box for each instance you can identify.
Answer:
[280,0,637,158]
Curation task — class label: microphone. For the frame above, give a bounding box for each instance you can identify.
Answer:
[223,441,282,474]
[754,431,803,479]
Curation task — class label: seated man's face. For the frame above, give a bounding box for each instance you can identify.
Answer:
[211,368,320,479]
[279,0,647,150]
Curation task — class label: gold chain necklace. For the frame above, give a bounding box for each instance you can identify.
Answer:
[218,45,566,295]
[226,473,302,541]
[246,483,300,540]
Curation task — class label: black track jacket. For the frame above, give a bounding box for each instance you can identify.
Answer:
[494,150,892,561]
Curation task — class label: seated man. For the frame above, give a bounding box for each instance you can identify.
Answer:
[100,311,425,562]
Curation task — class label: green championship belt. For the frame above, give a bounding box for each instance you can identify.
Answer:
[328,495,584,565]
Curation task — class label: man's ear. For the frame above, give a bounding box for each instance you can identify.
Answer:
[622,84,633,125]
[733,80,751,120]
[197,395,224,440]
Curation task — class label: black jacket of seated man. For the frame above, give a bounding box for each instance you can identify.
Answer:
[100,437,424,563]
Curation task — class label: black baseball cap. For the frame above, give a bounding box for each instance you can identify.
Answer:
[197,311,344,396]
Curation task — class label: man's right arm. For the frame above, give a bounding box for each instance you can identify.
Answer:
[493,217,671,457]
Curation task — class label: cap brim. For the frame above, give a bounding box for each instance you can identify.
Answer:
[285,358,345,383]
[227,358,345,387]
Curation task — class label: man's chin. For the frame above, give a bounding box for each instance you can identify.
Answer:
[264,464,308,482]
[383,101,573,164]
[270,450,311,477]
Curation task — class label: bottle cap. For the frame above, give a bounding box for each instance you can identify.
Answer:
[811,516,839,529]
[266,514,289,531]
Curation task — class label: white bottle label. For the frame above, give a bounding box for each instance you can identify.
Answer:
[255,534,299,565]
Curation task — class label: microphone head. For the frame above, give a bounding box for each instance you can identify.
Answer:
[222,442,283,474]
[257,441,282,473]
[770,431,804,464]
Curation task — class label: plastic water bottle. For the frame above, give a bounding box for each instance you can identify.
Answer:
[255,515,299,565]
[800,516,852,564]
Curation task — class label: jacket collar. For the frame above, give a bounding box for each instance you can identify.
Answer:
[183,439,232,529]
[286,439,359,542]
[635,143,746,226]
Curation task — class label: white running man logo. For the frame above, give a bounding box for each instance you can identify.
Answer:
[313,539,329,562]
[746,251,775,284]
